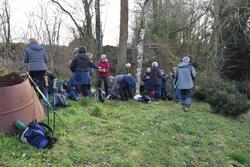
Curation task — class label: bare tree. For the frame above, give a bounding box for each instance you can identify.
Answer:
[116,0,129,73]
[50,0,94,50]
[95,0,102,59]
[0,0,11,49]
[25,4,62,70]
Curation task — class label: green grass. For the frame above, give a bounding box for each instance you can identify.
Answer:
[0,98,250,167]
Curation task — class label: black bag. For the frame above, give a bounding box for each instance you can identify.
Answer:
[95,88,105,103]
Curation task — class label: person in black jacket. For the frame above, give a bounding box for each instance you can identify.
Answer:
[70,46,98,96]
[150,62,162,99]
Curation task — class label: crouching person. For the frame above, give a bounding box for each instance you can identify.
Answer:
[175,56,196,112]
[107,74,136,101]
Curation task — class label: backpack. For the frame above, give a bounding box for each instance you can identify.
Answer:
[140,95,151,103]
[95,88,105,103]
[63,80,79,101]
[53,93,68,108]
[20,120,58,149]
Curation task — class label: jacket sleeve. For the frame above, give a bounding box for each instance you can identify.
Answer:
[106,62,110,71]
[88,62,99,69]
[24,48,29,63]
[191,66,196,80]
[142,74,147,81]
[70,58,76,73]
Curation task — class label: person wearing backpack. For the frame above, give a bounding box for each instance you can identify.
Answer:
[70,46,99,96]
[174,56,196,112]
[97,54,110,96]
[24,38,48,96]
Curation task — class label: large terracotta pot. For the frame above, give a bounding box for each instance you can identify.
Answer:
[0,73,45,136]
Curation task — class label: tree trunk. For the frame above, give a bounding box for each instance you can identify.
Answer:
[95,0,102,60]
[116,0,129,73]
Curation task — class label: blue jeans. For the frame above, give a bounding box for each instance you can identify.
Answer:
[180,89,192,107]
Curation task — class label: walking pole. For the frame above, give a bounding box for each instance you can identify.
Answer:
[26,72,68,130]
[52,79,57,131]
[44,76,50,125]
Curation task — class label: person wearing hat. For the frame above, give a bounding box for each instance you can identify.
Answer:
[70,46,98,96]
[97,54,110,95]
[24,38,48,95]
[174,56,196,112]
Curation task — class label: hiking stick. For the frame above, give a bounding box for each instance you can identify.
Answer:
[44,76,50,126]
[26,72,68,130]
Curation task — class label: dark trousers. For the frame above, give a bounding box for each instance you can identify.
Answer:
[97,76,109,95]
[161,88,167,100]
[180,89,192,107]
[119,81,129,101]
[81,84,90,97]
[29,70,46,96]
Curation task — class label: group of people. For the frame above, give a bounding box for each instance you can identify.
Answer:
[24,38,196,112]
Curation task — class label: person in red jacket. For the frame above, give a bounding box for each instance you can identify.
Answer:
[98,54,110,95]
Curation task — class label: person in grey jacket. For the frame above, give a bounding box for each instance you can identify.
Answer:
[24,38,48,94]
[174,56,196,111]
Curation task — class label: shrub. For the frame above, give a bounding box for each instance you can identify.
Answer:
[193,74,250,117]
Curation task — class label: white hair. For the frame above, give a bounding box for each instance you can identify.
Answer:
[125,63,131,68]
[146,67,151,73]
[183,56,190,63]
[152,62,158,67]
[101,54,107,60]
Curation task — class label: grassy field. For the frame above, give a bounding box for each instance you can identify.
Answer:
[0,98,250,167]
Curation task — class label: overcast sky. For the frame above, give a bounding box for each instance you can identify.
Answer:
[7,0,136,46]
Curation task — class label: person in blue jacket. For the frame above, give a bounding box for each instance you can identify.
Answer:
[70,46,98,96]
[142,67,152,95]
[174,56,196,112]
[107,74,136,101]
[160,69,168,100]
[24,38,48,95]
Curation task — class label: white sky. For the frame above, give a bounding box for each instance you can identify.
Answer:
[7,0,136,46]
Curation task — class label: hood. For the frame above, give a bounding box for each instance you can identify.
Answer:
[177,62,190,68]
[28,43,43,51]
[151,66,159,71]
[78,53,89,60]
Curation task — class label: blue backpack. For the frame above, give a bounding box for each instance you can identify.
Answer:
[53,93,68,108]
[21,120,58,149]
